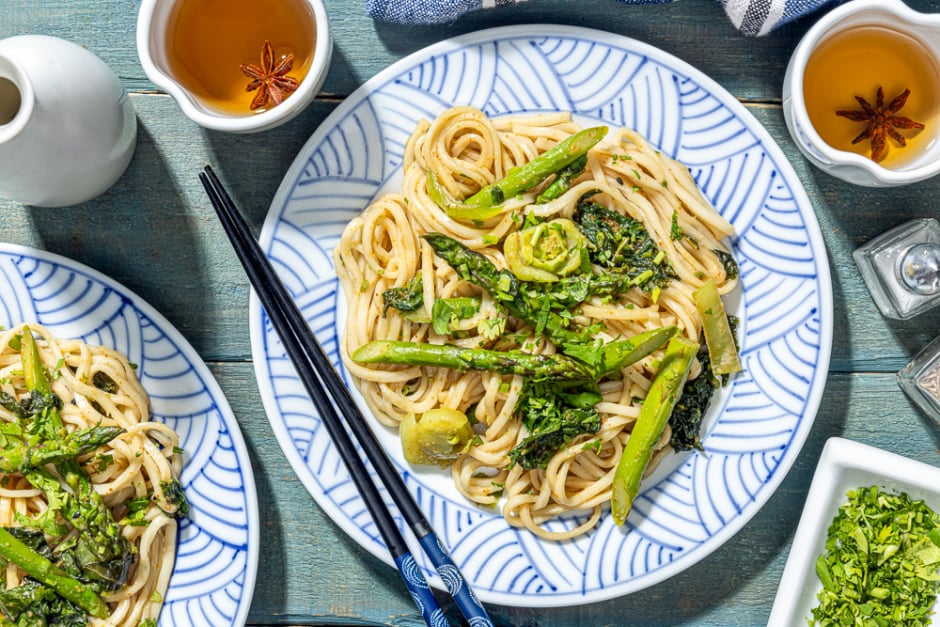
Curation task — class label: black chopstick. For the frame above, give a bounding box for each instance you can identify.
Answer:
[199,166,493,627]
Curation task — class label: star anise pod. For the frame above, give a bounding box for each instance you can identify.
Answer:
[240,40,300,111]
[835,86,925,163]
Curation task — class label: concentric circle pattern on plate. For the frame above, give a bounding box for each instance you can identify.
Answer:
[252,25,832,606]
[0,245,259,626]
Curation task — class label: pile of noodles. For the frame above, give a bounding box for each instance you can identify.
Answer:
[0,322,184,625]
[335,106,736,540]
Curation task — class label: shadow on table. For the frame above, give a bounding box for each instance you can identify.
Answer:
[28,121,212,344]
[200,96,339,230]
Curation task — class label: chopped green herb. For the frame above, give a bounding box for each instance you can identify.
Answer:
[477,317,506,341]
[670,210,682,240]
[120,497,152,527]
[582,438,603,454]
[431,297,480,335]
[811,486,940,627]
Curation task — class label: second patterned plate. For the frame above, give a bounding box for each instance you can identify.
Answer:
[250,25,833,607]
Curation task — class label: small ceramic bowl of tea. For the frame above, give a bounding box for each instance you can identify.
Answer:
[136,0,331,133]
[782,0,940,187]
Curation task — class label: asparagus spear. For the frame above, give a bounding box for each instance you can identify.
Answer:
[352,340,595,381]
[536,154,587,203]
[693,279,741,375]
[427,170,507,222]
[21,328,51,397]
[611,335,698,525]
[562,326,678,379]
[426,126,607,221]
[0,423,123,473]
[423,233,585,345]
[0,526,110,618]
[353,326,675,382]
[465,126,607,207]
[16,327,133,589]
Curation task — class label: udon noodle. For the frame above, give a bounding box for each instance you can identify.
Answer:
[335,106,737,540]
[0,323,184,625]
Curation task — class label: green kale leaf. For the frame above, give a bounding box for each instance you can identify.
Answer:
[381,276,424,316]
[576,201,676,292]
[509,380,602,470]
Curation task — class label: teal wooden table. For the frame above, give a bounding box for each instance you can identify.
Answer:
[3,1,940,625]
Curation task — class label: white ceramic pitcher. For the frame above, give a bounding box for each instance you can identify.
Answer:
[0,35,137,207]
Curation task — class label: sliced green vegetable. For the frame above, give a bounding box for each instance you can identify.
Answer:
[503,218,590,282]
[353,325,674,382]
[561,326,677,379]
[400,408,474,467]
[693,279,741,375]
[426,170,507,222]
[21,328,51,396]
[536,154,587,203]
[610,335,697,525]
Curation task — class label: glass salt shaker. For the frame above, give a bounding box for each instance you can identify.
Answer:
[853,218,940,319]
[899,335,940,425]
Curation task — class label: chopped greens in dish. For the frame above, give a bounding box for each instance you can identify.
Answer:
[812,486,940,627]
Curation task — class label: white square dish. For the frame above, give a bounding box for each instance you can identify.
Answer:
[769,437,940,627]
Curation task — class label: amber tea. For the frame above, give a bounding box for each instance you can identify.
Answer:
[165,0,316,115]
[802,25,940,167]
[0,77,20,125]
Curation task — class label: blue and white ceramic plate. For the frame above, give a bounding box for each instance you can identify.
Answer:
[252,25,833,607]
[0,244,259,625]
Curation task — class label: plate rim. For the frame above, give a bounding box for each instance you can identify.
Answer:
[252,23,834,608]
[0,241,261,626]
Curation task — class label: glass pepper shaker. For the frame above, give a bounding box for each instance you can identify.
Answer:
[899,335,940,425]
[853,218,940,320]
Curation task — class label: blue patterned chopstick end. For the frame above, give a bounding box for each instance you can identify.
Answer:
[395,552,449,627]
[416,534,494,627]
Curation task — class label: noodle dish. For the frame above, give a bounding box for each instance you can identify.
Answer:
[335,106,742,540]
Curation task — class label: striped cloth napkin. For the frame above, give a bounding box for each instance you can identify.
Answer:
[366,0,838,36]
